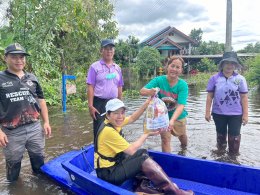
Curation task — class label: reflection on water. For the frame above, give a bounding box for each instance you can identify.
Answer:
[1,86,260,194]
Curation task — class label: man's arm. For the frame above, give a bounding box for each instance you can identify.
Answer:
[38,99,51,137]
[118,86,123,100]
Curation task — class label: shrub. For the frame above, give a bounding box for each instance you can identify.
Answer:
[244,55,260,89]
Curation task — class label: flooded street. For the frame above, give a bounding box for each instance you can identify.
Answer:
[1,86,260,195]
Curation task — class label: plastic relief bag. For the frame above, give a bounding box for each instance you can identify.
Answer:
[143,96,169,133]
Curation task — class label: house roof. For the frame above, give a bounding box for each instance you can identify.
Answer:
[140,26,197,46]
[152,37,183,50]
[141,26,171,44]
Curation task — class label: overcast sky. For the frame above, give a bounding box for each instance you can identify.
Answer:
[112,0,260,51]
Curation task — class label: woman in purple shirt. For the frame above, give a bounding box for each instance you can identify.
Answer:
[205,51,248,155]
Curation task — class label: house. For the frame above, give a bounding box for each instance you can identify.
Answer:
[140,26,197,57]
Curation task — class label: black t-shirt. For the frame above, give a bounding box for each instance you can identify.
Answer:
[0,70,44,129]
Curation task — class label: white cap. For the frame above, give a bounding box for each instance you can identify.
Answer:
[101,98,127,116]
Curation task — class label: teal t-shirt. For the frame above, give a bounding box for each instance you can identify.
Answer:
[144,75,188,119]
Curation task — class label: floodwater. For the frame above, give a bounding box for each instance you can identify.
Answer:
[1,86,260,195]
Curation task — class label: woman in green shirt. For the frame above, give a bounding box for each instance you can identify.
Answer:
[140,56,189,153]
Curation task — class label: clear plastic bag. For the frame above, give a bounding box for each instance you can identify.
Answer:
[143,96,169,133]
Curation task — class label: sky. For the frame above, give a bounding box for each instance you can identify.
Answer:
[1,0,259,51]
[112,0,260,51]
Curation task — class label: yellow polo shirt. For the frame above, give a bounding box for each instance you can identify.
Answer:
[94,117,130,168]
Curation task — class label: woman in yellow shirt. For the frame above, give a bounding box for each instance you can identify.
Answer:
[94,98,193,195]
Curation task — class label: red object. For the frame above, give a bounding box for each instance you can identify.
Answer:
[189,69,198,75]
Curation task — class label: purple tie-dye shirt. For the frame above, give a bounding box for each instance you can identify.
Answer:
[206,72,248,115]
[86,60,124,99]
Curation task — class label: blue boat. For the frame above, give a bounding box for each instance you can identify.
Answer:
[41,144,260,195]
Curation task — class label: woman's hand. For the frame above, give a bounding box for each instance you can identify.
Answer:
[242,114,248,125]
[144,96,152,105]
[205,112,211,122]
[151,87,160,97]
[168,119,175,131]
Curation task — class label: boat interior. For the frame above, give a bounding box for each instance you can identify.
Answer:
[61,145,259,195]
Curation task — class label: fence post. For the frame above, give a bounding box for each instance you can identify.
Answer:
[62,74,76,112]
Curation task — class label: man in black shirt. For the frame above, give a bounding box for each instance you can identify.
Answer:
[0,43,51,181]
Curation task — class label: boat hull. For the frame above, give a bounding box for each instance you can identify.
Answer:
[41,144,260,195]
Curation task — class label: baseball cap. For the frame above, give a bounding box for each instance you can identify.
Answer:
[101,39,115,47]
[4,43,30,56]
[218,51,241,70]
[101,98,127,116]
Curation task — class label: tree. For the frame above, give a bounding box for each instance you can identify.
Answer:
[0,26,15,67]
[238,42,260,53]
[195,58,217,72]
[114,35,140,67]
[197,41,225,55]
[135,46,161,78]
[189,28,203,46]
[244,55,260,89]
[1,0,118,105]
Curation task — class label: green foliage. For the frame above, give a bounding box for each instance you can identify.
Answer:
[127,63,142,82]
[114,35,140,67]
[123,89,140,98]
[238,42,260,53]
[188,28,224,55]
[196,41,225,55]
[185,72,212,86]
[0,27,15,67]
[195,58,217,72]
[135,46,161,78]
[66,71,88,108]
[1,0,118,106]
[41,78,61,106]
[189,28,203,46]
[244,55,260,88]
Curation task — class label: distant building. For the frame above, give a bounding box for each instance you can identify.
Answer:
[140,26,197,57]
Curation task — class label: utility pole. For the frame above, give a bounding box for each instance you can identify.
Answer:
[225,0,232,52]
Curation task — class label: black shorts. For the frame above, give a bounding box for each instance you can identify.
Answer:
[212,113,242,136]
[96,149,149,185]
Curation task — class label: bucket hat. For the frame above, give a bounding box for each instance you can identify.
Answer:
[218,51,241,71]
